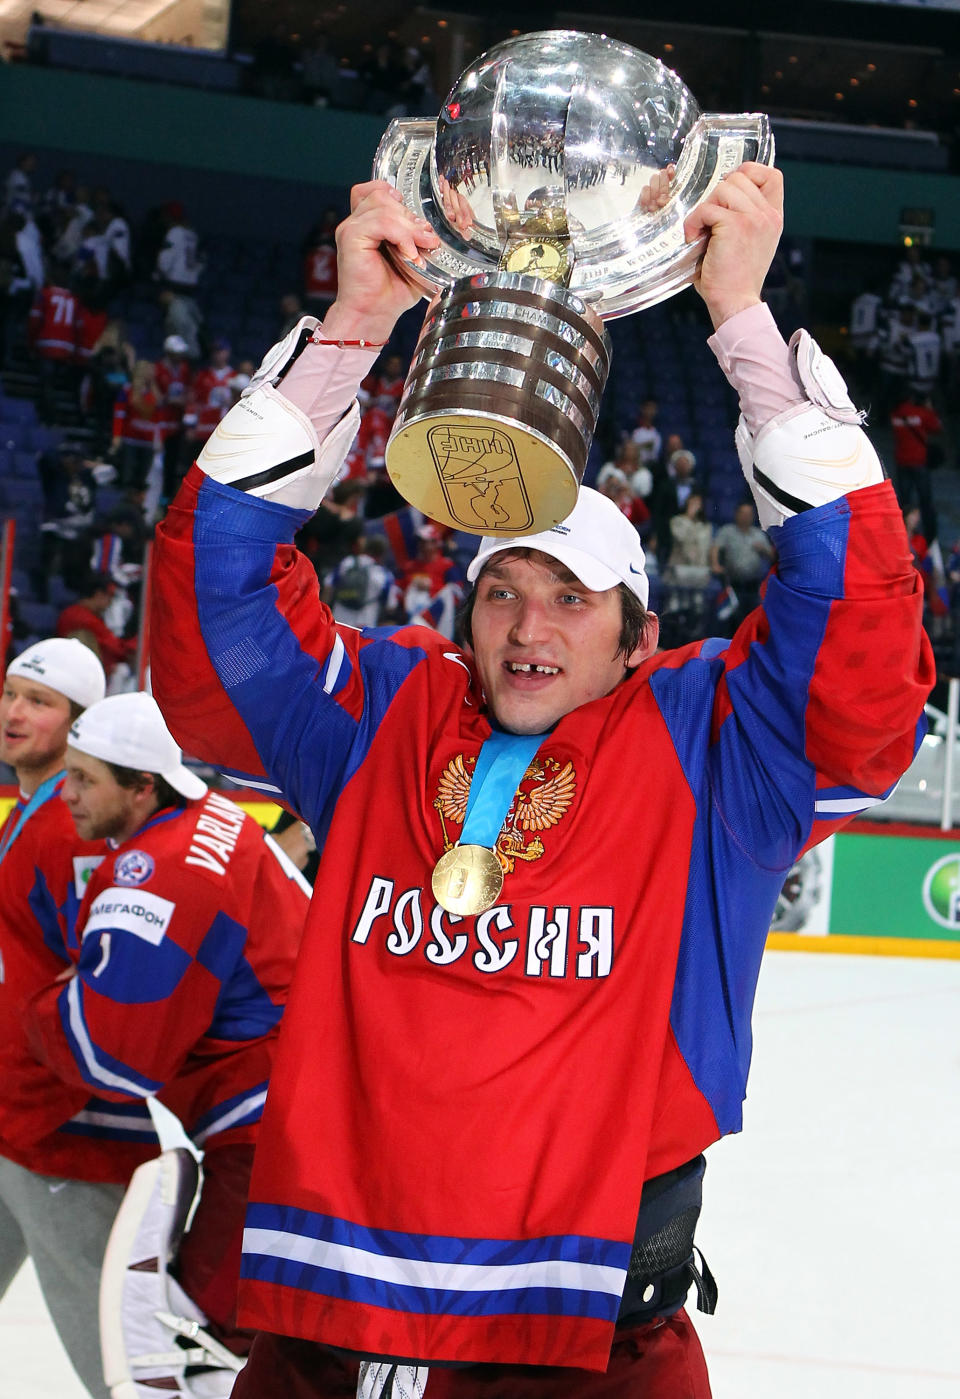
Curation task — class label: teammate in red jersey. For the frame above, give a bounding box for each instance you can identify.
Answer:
[24,691,310,1396]
[150,166,933,1398]
[0,638,161,1399]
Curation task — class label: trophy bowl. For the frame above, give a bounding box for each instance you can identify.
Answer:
[374,30,773,535]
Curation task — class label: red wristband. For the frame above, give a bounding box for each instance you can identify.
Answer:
[310,336,387,349]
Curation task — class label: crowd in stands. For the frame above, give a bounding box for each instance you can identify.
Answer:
[846,244,960,662]
[3,145,959,705]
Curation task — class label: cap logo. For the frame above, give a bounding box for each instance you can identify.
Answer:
[18,656,46,675]
[629,562,645,574]
[549,525,571,536]
[69,719,81,740]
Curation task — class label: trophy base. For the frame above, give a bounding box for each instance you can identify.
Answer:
[385,271,611,536]
[386,411,579,536]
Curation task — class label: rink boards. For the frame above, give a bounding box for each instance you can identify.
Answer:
[3,791,958,959]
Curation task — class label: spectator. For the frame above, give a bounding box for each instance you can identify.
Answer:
[157,285,203,360]
[51,182,94,267]
[848,279,884,397]
[668,490,713,585]
[112,359,163,489]
[56,570,135,684]
[155,201,203,292]
[876,301,915,417]
[35,442,98,597]
[81,330,133,454]
[278,290,305,337]
[302,212,339,313]
[360,41,407,116]
[907,309,941,399]
[596,465,651,532]
[3,152,37,217]
[891,390,942,544]
[931,255,957,314]
[189,337,234,441]
[325,534,395,629]
[300,32,343,106]
[652,447,702,561]
[154,334,194,435]
[77,196,132,295]
[630,397,661,465]
[710,501,775,634]
[0,209,36,362]
[27,261,82,421]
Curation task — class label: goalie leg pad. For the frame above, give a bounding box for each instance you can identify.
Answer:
[100,1149,244,1399]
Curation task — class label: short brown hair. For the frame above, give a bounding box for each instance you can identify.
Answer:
[457,549,650,662]
[105,762,188,811]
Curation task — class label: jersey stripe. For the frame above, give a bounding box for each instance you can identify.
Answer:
[242,1205,629,1322]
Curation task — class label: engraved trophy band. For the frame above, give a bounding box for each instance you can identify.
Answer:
[374,29,774,535]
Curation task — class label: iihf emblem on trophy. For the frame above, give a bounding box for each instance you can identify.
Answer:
[374,29,774,537]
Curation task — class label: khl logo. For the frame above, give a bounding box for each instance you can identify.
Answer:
[921,853,960,929]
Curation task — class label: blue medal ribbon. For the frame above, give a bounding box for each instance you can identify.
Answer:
[0,770,65,866]
[459,730,546,849]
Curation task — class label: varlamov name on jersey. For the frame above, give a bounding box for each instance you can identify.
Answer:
[351,875,614,978]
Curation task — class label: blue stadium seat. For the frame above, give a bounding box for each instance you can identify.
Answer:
[13,451,39,479]
[0,397,37,425]
[0,423,33,451]
[18,598,58,635]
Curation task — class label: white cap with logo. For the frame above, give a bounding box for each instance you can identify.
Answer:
[465,487,650,609]
[68,693,208,800]
[7,638,106,710]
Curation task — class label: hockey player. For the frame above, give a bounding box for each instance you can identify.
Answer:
[0,638,161,1399]
[24,691,310,1397]
[149,166,933,1397]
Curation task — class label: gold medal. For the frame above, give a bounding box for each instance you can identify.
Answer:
[432,844,504,917]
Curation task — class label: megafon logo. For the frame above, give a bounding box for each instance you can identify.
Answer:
[921,853,960,929]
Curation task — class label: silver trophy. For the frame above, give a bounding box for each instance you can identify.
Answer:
[374,29,773,535]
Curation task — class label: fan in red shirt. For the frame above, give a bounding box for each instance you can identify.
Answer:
[189,338,235,442]
[57,571,135,681]
[28,275,79,362]
[891,392,942,544]
[303,212,339,312]
[154,334,194,438]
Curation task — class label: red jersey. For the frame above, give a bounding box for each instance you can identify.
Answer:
[155,358,193,437]
[26,789,308,1153]
[75,302,109,363]
[190,364,235,440]
[152,469,930,1370]
[57,604,132,678]
[0,776,158,1181]
[112,385,162,446]
[891,401,942,469]
[304,241,337,302]
[28,284,80,362]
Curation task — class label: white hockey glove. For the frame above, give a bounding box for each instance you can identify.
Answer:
[736,329,884,531]
[196,316,359,512]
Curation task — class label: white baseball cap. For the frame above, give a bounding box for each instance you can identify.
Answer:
[68,693,207,800]
[163,334,189,356]
[7,638,106,710]
[466,486,650,608]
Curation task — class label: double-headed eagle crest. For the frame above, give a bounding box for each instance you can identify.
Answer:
[434,753,577,873]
